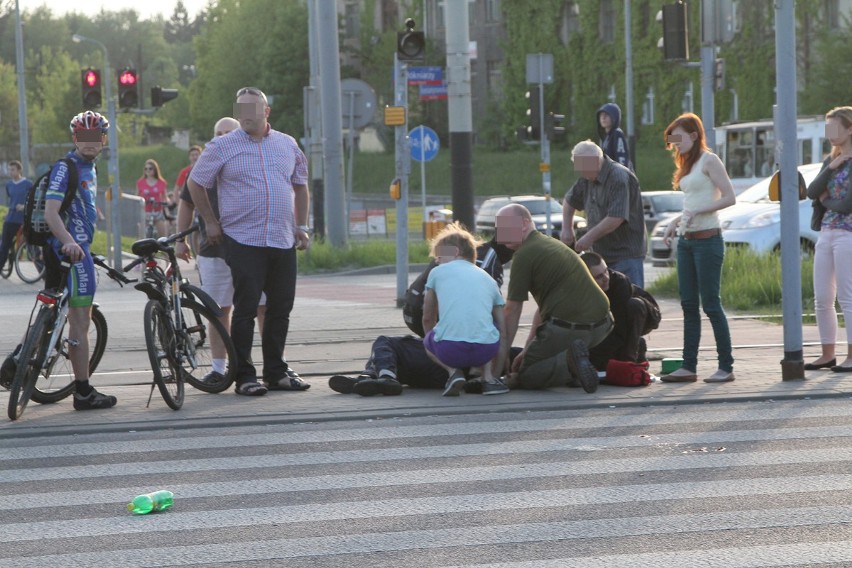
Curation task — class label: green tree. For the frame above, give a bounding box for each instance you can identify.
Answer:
[799,23,852,115]
[189,0,309,139]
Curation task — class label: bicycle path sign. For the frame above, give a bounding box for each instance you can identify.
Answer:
[409,125,440,162]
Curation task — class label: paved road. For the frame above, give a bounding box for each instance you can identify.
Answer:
[3,399,852,567]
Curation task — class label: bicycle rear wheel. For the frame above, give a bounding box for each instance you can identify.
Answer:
[143,300,184,410]
[8,308,52,420]
[179,299,236,394]
[15,242,46,284]
[32,306,108,404]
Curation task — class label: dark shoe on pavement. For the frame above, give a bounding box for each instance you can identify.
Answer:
[803,359,835,370]
[567,339,598,394]
[353,377,403,397]
[235,380,268,396]
[73,388,117,410]
[660,369,698,383]
[482,377,509,395]
[201,370,226,385]
[464,378,484,394]
[329,375,361,394]
[442,370,466,397]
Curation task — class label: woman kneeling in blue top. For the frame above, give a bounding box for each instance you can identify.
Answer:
[423,222,509,397]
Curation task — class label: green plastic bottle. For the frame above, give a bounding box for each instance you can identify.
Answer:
[127,490,174,515]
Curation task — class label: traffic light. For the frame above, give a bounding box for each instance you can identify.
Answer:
[151,85,179,107]
[397,18,425,62]
[520,86,542,141]
[545,112,566,139]
[117,68,139,109]
[81,68,102,109]
[714,58,726,91]
[661,1,689,61]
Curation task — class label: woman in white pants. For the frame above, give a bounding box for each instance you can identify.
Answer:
[806,106,852,373]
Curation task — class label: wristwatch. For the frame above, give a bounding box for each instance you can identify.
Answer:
[298,224,311,233]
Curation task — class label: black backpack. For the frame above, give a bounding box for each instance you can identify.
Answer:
[24,158,78,246]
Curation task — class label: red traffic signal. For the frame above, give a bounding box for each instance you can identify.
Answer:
[81,68,102,109]
[117,68,139,109]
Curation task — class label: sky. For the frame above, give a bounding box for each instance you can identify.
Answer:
[22,0,209,20]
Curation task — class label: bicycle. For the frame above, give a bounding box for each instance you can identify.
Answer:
[123,225,237,410]
[8,254,134,421]
[144,200,175,239]
[0,226,45,284]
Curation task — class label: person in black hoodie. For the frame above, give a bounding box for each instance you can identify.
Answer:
[597,102,633,171]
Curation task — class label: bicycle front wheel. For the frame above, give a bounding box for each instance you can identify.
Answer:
[15,242,46,284]
[179,299,236,394]
[143,300,184,410]
[8,308,52,420]
[32,306,108,404]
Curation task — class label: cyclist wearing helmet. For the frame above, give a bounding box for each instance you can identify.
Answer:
[42,110,116,410]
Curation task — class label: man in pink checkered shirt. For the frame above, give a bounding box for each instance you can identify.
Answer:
[188,87,311,397]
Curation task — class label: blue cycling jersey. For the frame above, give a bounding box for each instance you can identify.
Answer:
[45,151,98,246]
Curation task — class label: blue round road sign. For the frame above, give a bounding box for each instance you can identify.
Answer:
[409,125,440,162]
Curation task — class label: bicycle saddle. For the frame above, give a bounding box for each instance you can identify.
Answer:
[131,238,166,257]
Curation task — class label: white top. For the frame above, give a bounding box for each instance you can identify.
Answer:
[679,152,721,234]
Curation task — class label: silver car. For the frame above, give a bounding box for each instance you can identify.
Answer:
[475,195,587,239]
[649,162,823,266]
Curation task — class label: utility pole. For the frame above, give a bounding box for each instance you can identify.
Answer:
[774,0,804,380]
[306,0,325,239]
[444,0,474,230]
[624,0,636,169]
[392,55,410,307]
[316,0,346,247]
[14,0,30,177]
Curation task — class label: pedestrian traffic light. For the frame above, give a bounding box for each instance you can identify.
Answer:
[545,112,566,139]
[150,85,179,107]
[81,68,102,109]
[660,1,689,61]
[397,18,425,62]
[117,68,139,109]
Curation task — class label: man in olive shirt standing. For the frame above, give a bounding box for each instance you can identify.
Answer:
[498,203,612,393]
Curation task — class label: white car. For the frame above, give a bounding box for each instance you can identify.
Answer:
[719,162,822,254]
[649,162,823,265]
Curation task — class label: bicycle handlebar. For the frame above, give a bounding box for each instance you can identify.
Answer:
[123,224,200,273]
[91,255,136,286]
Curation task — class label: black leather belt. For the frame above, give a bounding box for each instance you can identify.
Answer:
[550,316,610,331]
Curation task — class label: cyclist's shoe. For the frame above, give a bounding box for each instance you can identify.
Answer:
[201,370,226,385]
[73,388,117,410]
[1,344,22,390]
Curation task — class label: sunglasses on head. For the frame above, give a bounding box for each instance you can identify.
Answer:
[235,87,268,105]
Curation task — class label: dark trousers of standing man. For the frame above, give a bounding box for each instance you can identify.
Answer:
[225,235,297,383]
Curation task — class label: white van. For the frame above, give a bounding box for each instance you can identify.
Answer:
[715,116,829,193]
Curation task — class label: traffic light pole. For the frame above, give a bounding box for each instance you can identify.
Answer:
[538,83,553,235]
[393,53,410,307]
[72,33,122,269]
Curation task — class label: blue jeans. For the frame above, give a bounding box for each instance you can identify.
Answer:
[609,257,645,288]
[676,235,733,373]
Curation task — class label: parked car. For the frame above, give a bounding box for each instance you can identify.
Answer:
[475,195,587,239]
[649,162,823,266]
[642,191,684,234]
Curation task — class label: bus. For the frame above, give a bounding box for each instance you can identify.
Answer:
[714,116,829,193]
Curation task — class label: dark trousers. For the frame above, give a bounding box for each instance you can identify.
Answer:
[225,236,296,382]
[589,297,649,370]
[0,221,21,269]
[366,335,448,389]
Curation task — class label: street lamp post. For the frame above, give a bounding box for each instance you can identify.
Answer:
[72,33,122,270]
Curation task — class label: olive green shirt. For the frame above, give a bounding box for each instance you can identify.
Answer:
[507,231,610,323]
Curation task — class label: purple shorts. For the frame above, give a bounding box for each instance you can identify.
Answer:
[424,330,500,368]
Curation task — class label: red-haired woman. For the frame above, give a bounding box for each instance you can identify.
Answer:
[661,113,737,384]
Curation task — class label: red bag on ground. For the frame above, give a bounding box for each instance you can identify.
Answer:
[603,359,651,387]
